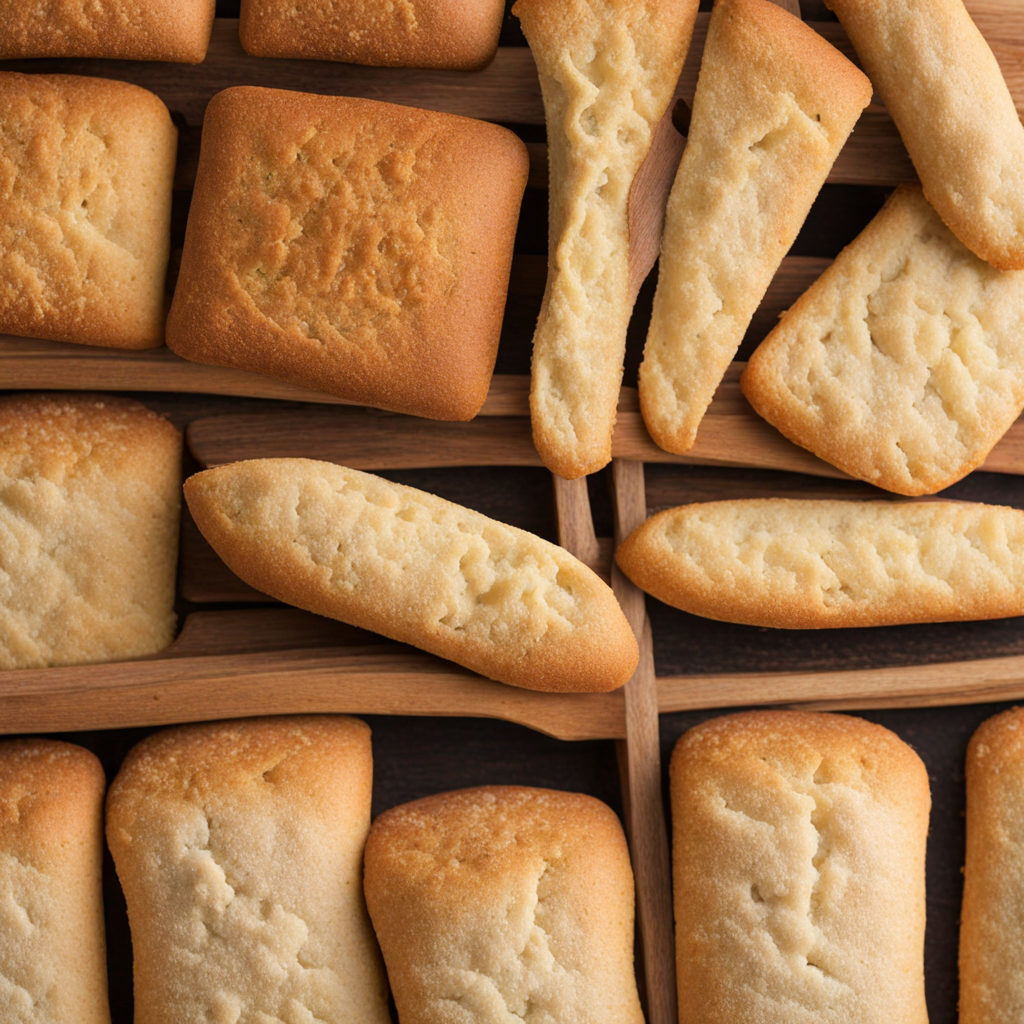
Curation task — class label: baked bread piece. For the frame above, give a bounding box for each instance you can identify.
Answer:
[742,185,1024,495]
[0,0,215,62]
[961,707,1024,1024]
[638,0,871,454]
[106,716,389,1024]
[240,0,504,70]
[827,0,1024,270]
[0,73,177,350]
[0,393,181,669]
[0,739,110,1024]
[184,458,638,692]
[166,87,528,421]
[364,785,644,1024]
[515,0,699,479]
[671,711,930,1024]
[616,497,1024,629]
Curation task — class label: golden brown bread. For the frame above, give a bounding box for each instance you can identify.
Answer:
[106,716,389,1024]
[0,393,182,669]
[671,711,930,1024]
[960,707,1024,1024]
[0,73,177,350]
[239,0,505,69]
[166,86,528,421]
[184,458,638,693]
[0,739,110,1024]
[364,785,644,1024]
[0,0,215,61]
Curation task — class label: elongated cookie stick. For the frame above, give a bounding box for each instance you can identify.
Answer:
[184,458,638,693]
[617,498,1024,628]
[638,0,870,454]
[827,0,1024,270]
[515,0,699,479]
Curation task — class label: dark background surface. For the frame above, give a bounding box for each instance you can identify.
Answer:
[3,1,1016,1022]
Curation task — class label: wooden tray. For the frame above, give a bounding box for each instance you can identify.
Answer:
[3,4,1024,1022]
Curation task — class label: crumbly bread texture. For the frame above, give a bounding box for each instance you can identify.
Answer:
[364,785,644,1024]
[638,0,871,454]
[0,740,109,1024]
[240,0,504,70]
[616,498,1024,629]
[166,87,527,421]
[184,458,637,692]
[826,0,1024,270]
[106,716,389,1024]
[515,0,699,478]
[0,73,177,349]
[0,0,215,62]
[0,393,181,670]
[960,707,1024,1024]
[671,711,930,1024]
[741,185,1024,495]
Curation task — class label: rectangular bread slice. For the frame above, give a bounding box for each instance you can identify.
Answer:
[960,707,1024,1024]
[0,739,110,1024]
[638,0,871,455]
[106,716,390,1024]
[364,785,645,1024]
[616,497,1024,629]
[0,393,181,669]
[827,0,1024,269]
[515,0,699,478]
[742,185,1024,495]
[671,711,930,1024]
[184,458,638,693]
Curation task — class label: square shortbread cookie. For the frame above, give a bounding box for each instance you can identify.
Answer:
[0,73,177,350]
[166,87,528,421]
[0,0,215,62]
[240,0,505,70]
[0,393,182,670]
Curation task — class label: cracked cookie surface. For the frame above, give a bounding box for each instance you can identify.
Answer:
[0,73,176,349]
[742,185,1024,495]
[671,711,930,1024]
[364,785,644,1024]
[616,497,1024,629]
[184,458,637,693]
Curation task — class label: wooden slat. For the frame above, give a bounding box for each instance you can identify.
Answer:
[611,460,678,1024]
[0,625,625,741]
[656,651,1024,715]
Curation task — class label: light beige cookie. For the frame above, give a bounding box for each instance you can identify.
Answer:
[742,185,1024,496]
[240,0,504,70]
[0,739,110,1024]
[827,0,1024,270]
[515,0,699,479]
[616,497,1024,629]
[671,711,930,1024]
[960,707,1024,1024]
[0,73,177,349]
[364,785,644,1024]
[184,458,638,692]
[0,0,215,62]
[0,393,182,670]
[638,0,871,454]
[166,87,528,421]
[106,716,389,1024]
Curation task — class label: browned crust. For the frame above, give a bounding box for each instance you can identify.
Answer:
[364,785,643,1024]
[0,1,215,62]
[239,0,504,70]
[961,707,1024,1024]
[0,72,176,350]
[166,87,528,421]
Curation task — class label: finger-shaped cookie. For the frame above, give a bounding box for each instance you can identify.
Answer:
[639,0,871,454]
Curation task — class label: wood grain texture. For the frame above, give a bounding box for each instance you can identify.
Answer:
[611,460,678,1024]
